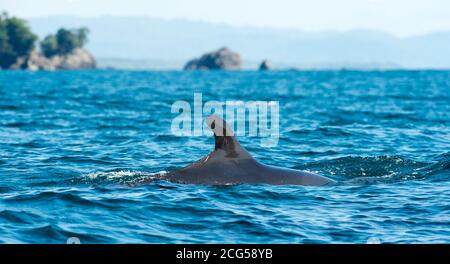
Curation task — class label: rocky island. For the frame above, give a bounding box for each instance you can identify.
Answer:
[0,12,96,70]
[184,47,241,70]
[259,59,272,71]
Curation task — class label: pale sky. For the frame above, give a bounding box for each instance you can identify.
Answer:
[2,0,450,36]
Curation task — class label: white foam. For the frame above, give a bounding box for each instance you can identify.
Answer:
[86,170,167,180]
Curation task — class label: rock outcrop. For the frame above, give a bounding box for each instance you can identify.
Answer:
[25,50,55,70]
[184,47,241,70]
[259,59,272,71]
[10,48,96,71]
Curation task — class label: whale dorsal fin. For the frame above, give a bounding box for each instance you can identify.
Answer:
[205,115,252,159]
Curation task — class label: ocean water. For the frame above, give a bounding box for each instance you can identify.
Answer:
[0,70,449,244]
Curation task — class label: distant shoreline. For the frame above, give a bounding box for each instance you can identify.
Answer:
[96,57,406,71]
[93,58,450,71]
[27,16,450,69]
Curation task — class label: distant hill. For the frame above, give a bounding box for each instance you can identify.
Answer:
[28,16,450,69]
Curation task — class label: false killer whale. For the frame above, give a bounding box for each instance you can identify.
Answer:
[159,115,335,186]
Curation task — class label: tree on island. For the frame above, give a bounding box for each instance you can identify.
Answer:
[41,27,90,57]
[0,12,37,69]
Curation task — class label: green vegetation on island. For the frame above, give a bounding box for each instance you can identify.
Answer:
[0,11,95,70]
[0,12,37,69]
[41,28,89,57]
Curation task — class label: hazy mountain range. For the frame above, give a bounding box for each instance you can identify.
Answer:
[28,16,450,69]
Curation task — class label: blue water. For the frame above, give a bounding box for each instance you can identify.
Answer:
[0,70,449,244]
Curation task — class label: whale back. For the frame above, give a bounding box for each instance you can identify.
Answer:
[160,115,336,186]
